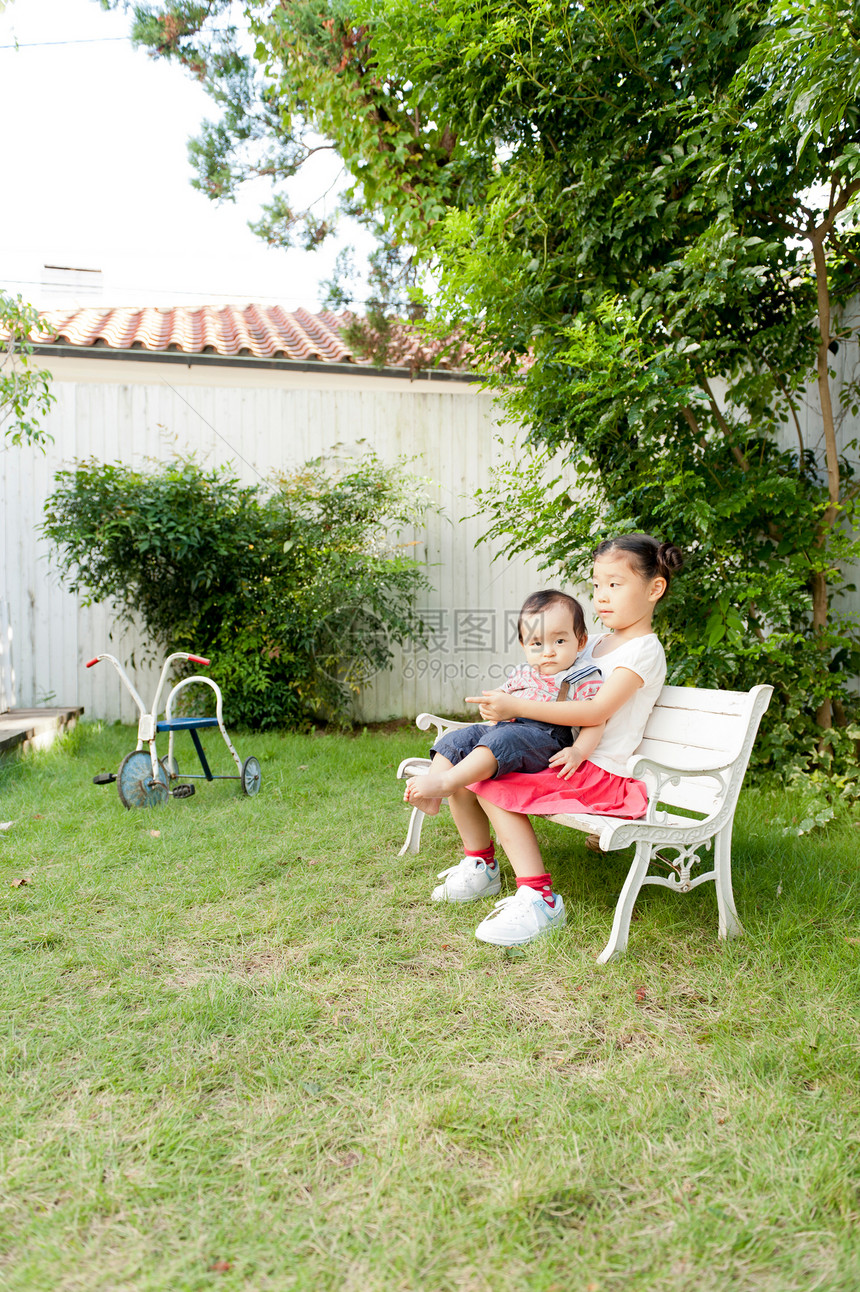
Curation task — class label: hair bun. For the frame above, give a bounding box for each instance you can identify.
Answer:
[657,541,684,575]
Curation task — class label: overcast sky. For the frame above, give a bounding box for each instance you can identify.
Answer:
[0,0,371,311]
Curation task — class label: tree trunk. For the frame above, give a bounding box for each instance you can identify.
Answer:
[810,567,832,729]
[809,233,839,731]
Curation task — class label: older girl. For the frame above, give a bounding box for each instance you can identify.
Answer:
[433,533,683,947]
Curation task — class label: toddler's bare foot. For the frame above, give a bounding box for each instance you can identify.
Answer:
[404,773,446,816]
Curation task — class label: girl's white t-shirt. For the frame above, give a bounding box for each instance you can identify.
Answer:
[577,633,666,778]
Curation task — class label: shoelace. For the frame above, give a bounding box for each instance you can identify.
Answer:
[490,889,551,914]
[436,858,494,880]
[436,860,476,880]
[489,892,523,911]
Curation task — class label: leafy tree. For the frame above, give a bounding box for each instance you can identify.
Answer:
[98,0,458,304]
[405,0,860,778]
[103,0,860,776]
[42,453,430,728]
[1,292,54,447]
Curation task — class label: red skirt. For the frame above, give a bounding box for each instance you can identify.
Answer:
[467,759,648,819]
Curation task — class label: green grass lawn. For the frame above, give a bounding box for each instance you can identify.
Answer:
[1,721,859,1292]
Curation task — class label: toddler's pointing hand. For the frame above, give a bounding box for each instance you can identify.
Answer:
[465,689,514,721]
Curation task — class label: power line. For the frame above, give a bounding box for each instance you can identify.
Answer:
[160,376,266,482]
[0,26,249,50]
[0,36,131,48]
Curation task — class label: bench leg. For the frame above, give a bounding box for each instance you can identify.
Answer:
[399,805,427,856]
[596,840,652,963]
[714,824,744,940]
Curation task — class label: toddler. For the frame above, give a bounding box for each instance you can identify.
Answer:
[403,590,604,822]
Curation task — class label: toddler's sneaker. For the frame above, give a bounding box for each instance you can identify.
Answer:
[431,857,502,903]
[474,887,566,946]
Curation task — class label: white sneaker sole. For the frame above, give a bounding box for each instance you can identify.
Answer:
[475,906,567,946]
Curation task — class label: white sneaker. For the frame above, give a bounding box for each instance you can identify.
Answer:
[431,857,501,903]
[474,887,566,946]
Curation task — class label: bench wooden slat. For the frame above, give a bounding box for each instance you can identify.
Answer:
[633,735,736,771]
[639,707,745,757]
[547,807,699,832]
[653,685,751,715]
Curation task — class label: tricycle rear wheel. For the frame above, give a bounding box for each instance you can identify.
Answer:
[241,756,261,796]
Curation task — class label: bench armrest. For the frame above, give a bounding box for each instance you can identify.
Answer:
[628,753,734,779]
[415,712,492,741]
[627,753,734,829]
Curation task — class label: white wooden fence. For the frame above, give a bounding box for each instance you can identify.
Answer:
[0,357,553,724]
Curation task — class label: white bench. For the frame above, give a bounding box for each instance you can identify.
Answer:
[396,683,772,962]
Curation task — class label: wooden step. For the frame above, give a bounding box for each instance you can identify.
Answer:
[0,707,84,755]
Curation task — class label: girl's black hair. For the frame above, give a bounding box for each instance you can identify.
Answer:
[517,590,586,643]
[593,533,684,601]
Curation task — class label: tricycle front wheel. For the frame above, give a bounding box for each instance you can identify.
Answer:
[117,751,169,809]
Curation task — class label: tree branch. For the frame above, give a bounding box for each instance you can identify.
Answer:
[759,352,805,463]
[680,405,707,449]
[694,367,751,472]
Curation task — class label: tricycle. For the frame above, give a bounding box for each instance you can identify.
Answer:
[87,651,261,808]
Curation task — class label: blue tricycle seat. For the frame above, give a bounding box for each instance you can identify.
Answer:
[156,717,220,731]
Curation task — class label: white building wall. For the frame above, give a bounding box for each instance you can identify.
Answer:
[0,356,556,725]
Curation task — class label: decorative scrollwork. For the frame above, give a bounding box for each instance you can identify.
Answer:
[649,837,713,890]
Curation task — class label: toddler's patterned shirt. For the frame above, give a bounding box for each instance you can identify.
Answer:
[501,662,603,705]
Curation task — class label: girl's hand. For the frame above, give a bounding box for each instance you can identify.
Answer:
[548,747,585,780]
[465,689,517,721]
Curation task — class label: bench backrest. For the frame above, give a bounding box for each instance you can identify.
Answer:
[634,684,772,822]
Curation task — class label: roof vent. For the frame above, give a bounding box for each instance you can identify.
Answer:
[41,264,103,304]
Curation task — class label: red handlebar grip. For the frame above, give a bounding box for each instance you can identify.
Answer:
[187,655,210,666]
[85,657,100,668]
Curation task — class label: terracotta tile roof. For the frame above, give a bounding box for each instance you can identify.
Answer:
[9,303,475,372]
[25,304,354,363]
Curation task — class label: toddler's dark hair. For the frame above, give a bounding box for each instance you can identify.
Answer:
[517,590,586,643]
[593,533,684,601]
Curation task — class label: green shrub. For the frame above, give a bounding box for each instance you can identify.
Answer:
[42,453,431,728]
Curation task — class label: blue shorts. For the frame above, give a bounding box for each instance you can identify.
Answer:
[431,718,573,778]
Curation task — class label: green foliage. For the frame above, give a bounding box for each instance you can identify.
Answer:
[41,453,431,728]
[474,296,860,779]
[97,0,860,774]
[0,292,54,447]
[100,0,473,252]
[361,0,860,774]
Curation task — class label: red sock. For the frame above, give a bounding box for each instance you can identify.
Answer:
[516,873,556,907]
[465,843,496,867]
